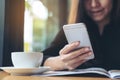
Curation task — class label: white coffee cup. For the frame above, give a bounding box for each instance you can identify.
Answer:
[11,52,43,68]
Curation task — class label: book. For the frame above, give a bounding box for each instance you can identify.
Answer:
[34,67,120,79]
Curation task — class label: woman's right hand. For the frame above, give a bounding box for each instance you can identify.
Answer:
[44,41,93,70]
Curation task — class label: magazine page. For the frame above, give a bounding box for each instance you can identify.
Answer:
[33,67,110,77]
[108,70,120,79]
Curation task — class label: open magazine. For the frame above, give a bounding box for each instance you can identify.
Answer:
[35,67,120,79]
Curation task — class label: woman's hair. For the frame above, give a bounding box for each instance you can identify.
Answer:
[68,0,120,24]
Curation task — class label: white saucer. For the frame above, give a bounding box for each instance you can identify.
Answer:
[0,66,51,75]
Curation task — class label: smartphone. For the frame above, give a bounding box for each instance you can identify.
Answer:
[63,23,94,59]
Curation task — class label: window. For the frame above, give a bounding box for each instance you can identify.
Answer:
[0,0,5,66]
[24,0,70,52]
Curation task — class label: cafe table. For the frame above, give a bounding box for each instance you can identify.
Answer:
[0,71,116,80]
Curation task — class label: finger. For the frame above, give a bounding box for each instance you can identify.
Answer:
[77,51,93,61]
[65,51,92,67]
[61,47,91,62]
[64,52,92,70]
[59,41,80,55]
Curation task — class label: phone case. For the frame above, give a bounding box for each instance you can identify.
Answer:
[63,23,94,59]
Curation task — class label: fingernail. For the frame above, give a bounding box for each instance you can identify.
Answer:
[74,41,80,45]
[85,48,89,51]
[88,52,92,55]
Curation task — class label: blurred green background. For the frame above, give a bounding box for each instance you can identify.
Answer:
[24,0,71,52]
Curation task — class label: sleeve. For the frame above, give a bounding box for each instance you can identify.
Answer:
[42,29,68,65]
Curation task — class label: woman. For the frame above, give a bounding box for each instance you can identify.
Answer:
[43,0,120,71]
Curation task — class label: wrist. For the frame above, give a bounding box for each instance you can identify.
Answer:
[44,56,66,70]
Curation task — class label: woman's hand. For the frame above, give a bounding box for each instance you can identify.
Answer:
[59,41,92,70]
[44,41,93,70]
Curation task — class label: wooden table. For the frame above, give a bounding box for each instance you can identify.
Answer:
[0,71,115,80]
